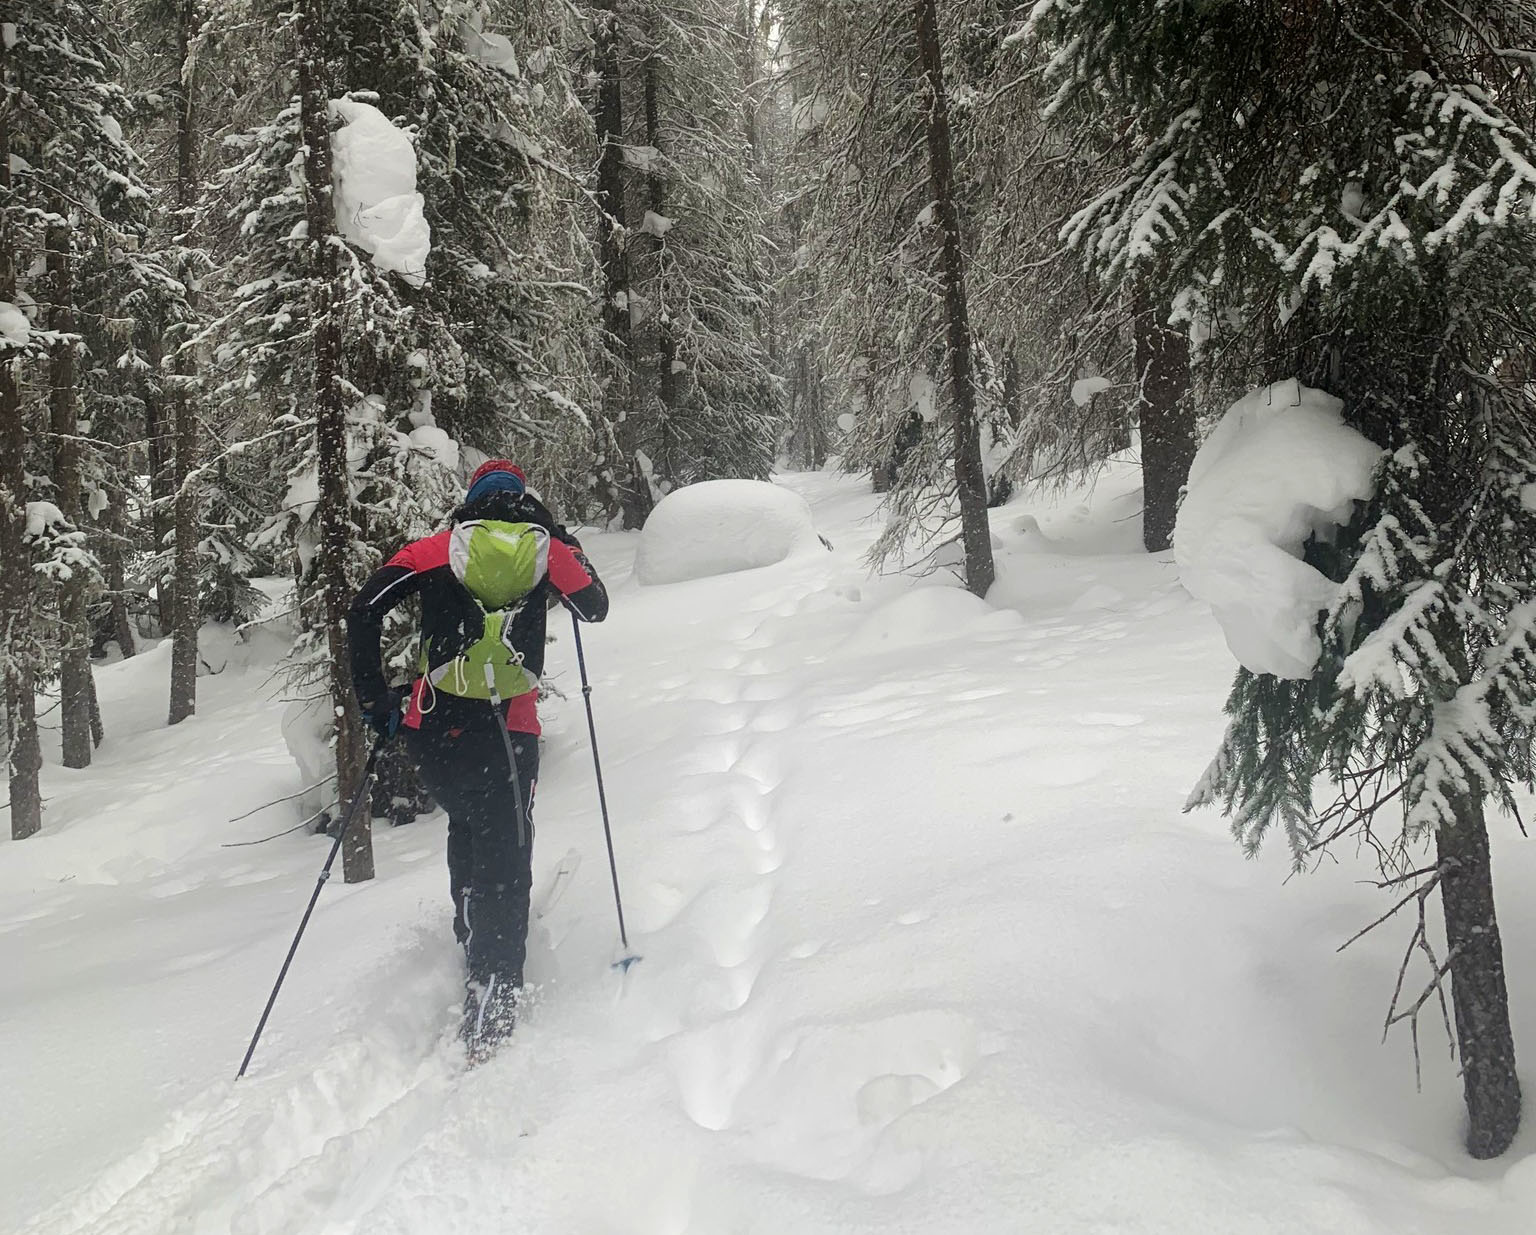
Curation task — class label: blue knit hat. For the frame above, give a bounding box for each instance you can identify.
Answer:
[466,459,526,503]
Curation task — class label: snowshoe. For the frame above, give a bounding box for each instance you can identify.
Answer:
[461,973,520,1067]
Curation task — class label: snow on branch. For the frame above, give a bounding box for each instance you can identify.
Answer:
[329,99,431,287]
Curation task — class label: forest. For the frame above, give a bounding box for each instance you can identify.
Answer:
[5,2,1536,1227]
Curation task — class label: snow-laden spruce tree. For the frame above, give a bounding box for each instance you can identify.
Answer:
[783,0,997,593]
[4,0,158,769]
[1027,0,1536,1158]
[211,0,602,856]
[597,0,779,524]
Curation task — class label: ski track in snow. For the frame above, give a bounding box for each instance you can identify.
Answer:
[9,467,1536,1233]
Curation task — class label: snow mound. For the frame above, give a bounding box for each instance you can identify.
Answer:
[845,585,1020,654]
[0,300,29,347]
[1174,379,1383,679]
[330,99,431,287]
[281,695,335,822]
[635,480,822,586]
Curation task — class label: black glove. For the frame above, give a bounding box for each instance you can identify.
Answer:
[361,686,404,739]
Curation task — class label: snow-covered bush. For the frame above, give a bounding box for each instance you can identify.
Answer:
[1173,381,1382,679]
[635,480,823,585]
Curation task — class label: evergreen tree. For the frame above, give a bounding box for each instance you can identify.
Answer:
[5,0,184,776]
[783,0,994,593]
[0,30,45,839]
[1028,0,1536,1157]
[592,0,780,526]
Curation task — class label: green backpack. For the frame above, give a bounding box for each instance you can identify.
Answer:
[422,518,551,702]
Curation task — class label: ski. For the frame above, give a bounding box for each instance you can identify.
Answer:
[535,848,582,920]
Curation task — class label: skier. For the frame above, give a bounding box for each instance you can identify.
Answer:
[347,460,608,1062]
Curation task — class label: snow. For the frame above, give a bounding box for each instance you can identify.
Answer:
[25,500,67,538]
[1174,379,1384,678]
[1070,374,1112,406]
[622,144,663,172]
[329,99,431,288]
[836,412,856,433]
[460,16,519,76]
[10,473,1536,1235]
[408,424,459,471]
[0,300,30,347]
[634,479,822,586]
[639,210,674,238]
[1,23,16,50]
[280,694,336,821]
[910,370,938,422]
[792,96,829,135]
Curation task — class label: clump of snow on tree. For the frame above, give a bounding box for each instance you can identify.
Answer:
[0,301,29,347]
[635,480,823,586]
[622,145,662,172]
[329,99,431,287]
[407,424,459,471]
[640,210,674,238]
[1070,375,1112,407]
[909,371,938,422]
[460,14,519,76]
[25,501,68,539]
[1173,380,1383,679]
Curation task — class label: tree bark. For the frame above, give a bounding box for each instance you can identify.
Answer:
[643,44,680,485]
[1437,794,1521,1159]
[103,492,137,657]
[47,201,96,768]
[299,0,371,882]
[167,0,203,727]
[914,0,994,597]
[0,85,43,840]
[594,0,648,528]
[143,338,175,634]
[1134,287,1195,553]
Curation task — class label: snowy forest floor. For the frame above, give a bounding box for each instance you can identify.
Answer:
[7,466,1536,1234]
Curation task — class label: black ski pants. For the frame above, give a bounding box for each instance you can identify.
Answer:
[406,719,538,989]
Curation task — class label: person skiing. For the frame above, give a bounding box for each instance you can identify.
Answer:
[347,460,608,1062]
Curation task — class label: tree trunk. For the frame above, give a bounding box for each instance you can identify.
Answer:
[1437,794,1521,1159]
[643,44,680,486]
[913,0,993,597]
[1134,287,1195,553]
[103,492,137,657]
[167,0,203,727]
[0,86,43,840]
[299,0,371,882]
[47,202,97,768]
[143,340,175,634]
[594,0,648,528]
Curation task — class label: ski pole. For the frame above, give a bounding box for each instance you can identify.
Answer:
[484,663,529,849]
[236,731,387,1080]
[569,608,637,967]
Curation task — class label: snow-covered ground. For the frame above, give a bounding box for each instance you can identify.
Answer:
[7,466,1536,1234]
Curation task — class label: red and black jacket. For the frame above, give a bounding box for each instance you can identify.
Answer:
[347,491,608,736]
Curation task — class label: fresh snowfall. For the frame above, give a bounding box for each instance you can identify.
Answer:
[7,464,1536,1235]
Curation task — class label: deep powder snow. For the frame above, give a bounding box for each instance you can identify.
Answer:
[5,467,1536,1235]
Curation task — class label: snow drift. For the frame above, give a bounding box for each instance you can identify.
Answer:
[635,480,822,585]
[1174,379,1383,678]
[330,99,431,287]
